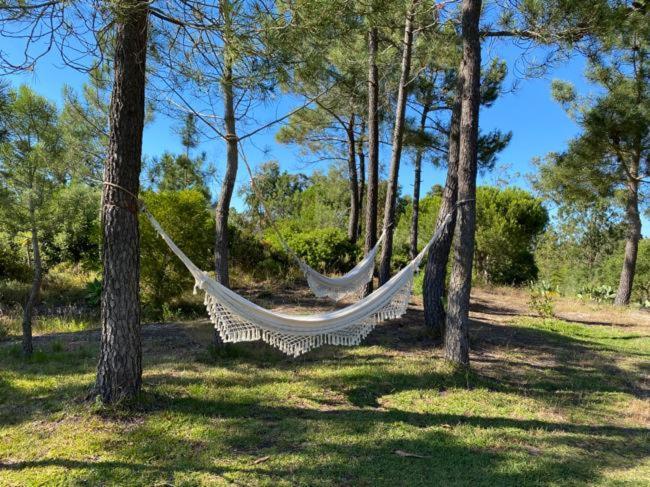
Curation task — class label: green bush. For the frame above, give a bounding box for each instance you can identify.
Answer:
[267,226,359,274]
[286,228,359,273]
[577,284,616,303]
[84,278,102,307]
[140,190,213,315]
[538,227,650,305]
[528,280,556,318]
[0,231,30,281]
[395,186,548,284]
[596,239,650,305]
[0,280,30,305]
[475,187,548,285]
[228,224,292,279]
[41,183,101,268]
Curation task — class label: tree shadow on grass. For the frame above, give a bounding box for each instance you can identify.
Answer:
[2,433,642,487]
[98,391,650,485]
[1,306,646,430]
[4,391,645,486]
[1,319,649,485]
[0,458,237,486]
[0,373,91,427]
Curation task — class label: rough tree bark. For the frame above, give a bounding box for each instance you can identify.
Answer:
[444,0,481,366]
[614,167,641,305]
[22,201,41,356]
[378,1,418,285]
[346,113,359,242]
[215,59,238,287]
[357,118,366,239]
[363,28,379,296]
[422,76,462,337]
[95,0,148,404]
[408,104,431,260]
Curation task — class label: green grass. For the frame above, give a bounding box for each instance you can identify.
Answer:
[0,314,648,486]
[0,314,99,339]
[515,317,650,356]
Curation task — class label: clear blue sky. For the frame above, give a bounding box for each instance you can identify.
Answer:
[1,35,595,215]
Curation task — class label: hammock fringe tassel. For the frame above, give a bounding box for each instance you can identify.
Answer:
[202,273,414,357]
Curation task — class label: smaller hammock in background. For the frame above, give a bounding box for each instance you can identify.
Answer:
[289,232,385,301]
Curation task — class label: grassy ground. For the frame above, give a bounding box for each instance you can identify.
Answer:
[0,265,100,340]
[0,287,648,486]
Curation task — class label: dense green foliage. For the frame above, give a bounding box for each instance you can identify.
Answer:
[227,222,291,280]
[274,227,358,273]
[537,223,650,305]
[240,164,362,273]
[41,182,101,267]
[139,190,213,313]
[474,187,549,285]
[241,163,350,232]
[145,152,212,201]
[0,231,30,281]
[396,186,548,285]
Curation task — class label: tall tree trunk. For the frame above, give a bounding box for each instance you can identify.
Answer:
[95,0,148,404]
[215,61,238,287]
[346,114,359,242]
[357,118,366,239]
[444,0,481,366]
[22,202,41,356]
[378,1,418,285]
[363,27,379,296]
[423,77,462,337]
[409,155,423,261]
[614,171,641,305]
[408,105,431,260]
[614,40,643,306]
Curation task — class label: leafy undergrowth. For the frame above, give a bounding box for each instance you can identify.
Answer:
[0,298,648,486]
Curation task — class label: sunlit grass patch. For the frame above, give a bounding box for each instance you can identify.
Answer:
[513,317,650,355]
[0,312,98,338]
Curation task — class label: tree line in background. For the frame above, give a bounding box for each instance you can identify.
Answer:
[0,0,647,404]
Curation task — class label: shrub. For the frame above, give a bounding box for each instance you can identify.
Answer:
[0,280,30,305]
[394,186,548,285]
[39,262,98,306]
[283,228,359,273]
[0,232,30,282]
[41,183,101,268]
[0,322,7,341]
[85,278,102,307]
[595,239,650,305]
[528,280,556,318]
[140,190,213,315]
[228,224,292,280]
[577,284,617,303]
[475,187,548,285]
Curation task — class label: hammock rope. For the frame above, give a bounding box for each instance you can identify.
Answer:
[142,204,459,356]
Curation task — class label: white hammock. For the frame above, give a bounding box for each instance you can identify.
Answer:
[143,209,453,357]
[295,232,385,301]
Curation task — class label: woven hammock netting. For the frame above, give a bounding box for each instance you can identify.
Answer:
[143,210,453,357]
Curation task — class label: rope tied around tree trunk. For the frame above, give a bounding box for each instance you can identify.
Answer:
[102,181,145,215]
